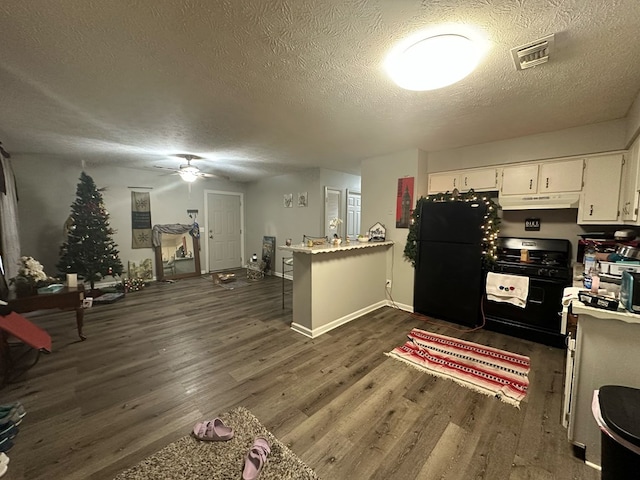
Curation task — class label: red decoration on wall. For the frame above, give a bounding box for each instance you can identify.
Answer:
[396,177,414,228]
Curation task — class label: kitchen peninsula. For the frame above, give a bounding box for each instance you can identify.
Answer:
[279,241,393,338]
[566,300,640,469]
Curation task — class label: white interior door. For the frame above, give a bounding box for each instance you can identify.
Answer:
[206,191,242,272]
[346,190,361,238]
[324,186,342,238]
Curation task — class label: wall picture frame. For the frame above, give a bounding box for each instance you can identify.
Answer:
[283,193,293,208]
[297,192,308,207]
[396,177,414,228]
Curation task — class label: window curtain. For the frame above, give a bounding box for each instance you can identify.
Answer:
[0,149,20,281]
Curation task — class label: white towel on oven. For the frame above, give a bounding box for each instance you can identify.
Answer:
[486,272,530,308]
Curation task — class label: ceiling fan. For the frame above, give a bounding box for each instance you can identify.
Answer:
[154,154,227,182]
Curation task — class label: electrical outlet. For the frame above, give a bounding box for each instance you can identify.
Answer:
[386,279,392,288]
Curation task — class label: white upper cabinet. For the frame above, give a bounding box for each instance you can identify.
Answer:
[428,171,459,194]
[578,153,624,224]
[620,139,640,223]
[428,168,498,194]
[501,164,539,195]
[460,168,498,191]
[538,159,584,193]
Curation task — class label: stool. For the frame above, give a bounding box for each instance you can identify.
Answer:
[282,257,293,309]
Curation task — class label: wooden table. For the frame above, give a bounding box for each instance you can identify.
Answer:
[8,285,87,340]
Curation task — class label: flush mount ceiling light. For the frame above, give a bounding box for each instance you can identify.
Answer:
[385,33,482,91]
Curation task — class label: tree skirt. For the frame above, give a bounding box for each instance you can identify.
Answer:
[386,328,530,407]
[114,407,317,480]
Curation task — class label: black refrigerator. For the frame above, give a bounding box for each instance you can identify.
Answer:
[413,200,487,327]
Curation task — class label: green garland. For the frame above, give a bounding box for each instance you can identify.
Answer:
[403,189,500,268]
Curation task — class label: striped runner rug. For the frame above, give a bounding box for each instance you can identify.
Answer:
[386,328,530,407]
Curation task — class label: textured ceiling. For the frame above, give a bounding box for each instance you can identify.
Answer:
[1,0,639,182]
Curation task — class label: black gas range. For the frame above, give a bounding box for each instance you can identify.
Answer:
[483,237,572,348]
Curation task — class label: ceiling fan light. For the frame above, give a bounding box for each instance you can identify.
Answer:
[386,33,481,91]
[179,170,198,182]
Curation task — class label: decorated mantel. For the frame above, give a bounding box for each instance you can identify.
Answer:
[279,239,393,338]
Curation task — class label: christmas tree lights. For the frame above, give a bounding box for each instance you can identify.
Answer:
[403,189,500,268]
[57,172,124,289]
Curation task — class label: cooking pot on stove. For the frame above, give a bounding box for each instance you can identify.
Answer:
[616,244,640,260]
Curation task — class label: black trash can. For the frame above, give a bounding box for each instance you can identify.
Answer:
[595,385,640,480]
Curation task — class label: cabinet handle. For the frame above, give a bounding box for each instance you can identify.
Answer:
[464,177,468,187]
[589,205,593,216]
[529,179,533,190]
[546,177,549,188]
[453,178,456,188]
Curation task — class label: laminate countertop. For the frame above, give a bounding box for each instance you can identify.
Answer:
[278,240,393,254]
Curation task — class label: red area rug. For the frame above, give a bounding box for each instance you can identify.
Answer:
[386,328,530,407]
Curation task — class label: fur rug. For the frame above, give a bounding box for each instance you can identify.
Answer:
[113,406,317,480]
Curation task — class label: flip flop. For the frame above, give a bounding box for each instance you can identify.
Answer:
[242,437,270,480]
[192,418,234,441]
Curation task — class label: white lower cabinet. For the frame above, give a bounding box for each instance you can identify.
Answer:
[567,302,640,468]
[578,153,624,224]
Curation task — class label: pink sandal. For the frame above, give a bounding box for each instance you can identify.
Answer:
[242,437,270,480]
[192,418,234,441]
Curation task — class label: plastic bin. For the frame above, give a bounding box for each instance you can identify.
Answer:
[592,385,640,480]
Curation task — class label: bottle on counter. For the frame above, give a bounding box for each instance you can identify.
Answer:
[590,263,600,293]
[583,243,597,289]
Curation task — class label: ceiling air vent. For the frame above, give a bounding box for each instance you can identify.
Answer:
[511,34,555,71]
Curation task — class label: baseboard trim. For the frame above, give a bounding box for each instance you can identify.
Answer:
[290,300,388,338]
[387,299,413,312]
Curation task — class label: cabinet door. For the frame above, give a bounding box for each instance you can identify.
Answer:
[539,159,584,193]
[579,154,623,224]
[621,140,640,223]
[501,164,539,195]
[428,172,459,194]
[460,168,498,191]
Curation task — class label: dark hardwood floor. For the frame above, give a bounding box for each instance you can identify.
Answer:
[1,272,599,479]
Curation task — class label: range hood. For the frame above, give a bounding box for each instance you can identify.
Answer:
[498,192,581,210]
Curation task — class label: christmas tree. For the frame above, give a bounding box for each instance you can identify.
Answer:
[57,172,124,289]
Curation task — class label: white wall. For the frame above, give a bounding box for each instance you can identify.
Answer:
[626,89,640,146]
[427,119,627,173]
[362,121,634,311]
[244,168,321,272]
[244,167,360,275]
[361,149,420,310]
[12,154,246,278]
